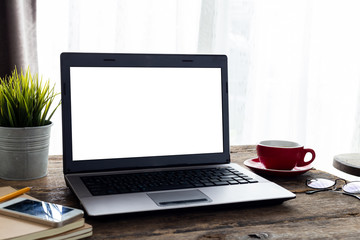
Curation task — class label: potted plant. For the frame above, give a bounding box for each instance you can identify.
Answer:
[0,67,60,180]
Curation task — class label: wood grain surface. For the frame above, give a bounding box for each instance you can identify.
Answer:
[333,153,360,176]
[1,146,359,240]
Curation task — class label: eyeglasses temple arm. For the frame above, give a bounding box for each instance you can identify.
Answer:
[342,192,360,200]
[306,188,331,194]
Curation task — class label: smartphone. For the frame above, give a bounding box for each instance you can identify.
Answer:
[0,198,84,227]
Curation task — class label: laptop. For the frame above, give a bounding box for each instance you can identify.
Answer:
[60,52,295,216]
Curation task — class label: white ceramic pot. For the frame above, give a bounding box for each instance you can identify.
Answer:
[0,123,52,180]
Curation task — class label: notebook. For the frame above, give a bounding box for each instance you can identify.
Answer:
[0,186,91,240]
[60,52,295,216]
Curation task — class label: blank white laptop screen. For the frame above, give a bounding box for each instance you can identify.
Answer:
[70,67,223,161]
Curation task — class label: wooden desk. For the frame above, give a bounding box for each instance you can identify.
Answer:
[1,145,360,239]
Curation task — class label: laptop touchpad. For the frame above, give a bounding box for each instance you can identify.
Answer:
[147,189,212,207]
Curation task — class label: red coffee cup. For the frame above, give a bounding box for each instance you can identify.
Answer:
[256,140,316,170]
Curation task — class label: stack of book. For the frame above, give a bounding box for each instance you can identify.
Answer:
[0,186,92,240]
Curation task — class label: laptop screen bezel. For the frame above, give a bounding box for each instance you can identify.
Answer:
[61,53,230,174]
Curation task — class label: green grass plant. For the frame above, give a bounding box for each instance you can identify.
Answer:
[0,67,60,127]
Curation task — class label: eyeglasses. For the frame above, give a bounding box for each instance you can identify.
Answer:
[306,178,360,200]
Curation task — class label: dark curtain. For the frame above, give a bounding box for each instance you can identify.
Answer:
[0,0,38,78]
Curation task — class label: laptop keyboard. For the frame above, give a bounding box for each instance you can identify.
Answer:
[81,166,259,196]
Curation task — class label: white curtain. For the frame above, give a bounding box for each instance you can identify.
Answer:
[37,0,360,178]
[211,0,360,177]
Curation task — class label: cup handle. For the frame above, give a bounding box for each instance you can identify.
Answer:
[297,148,316,167]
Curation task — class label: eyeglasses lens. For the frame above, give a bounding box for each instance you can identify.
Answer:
[307,178,335,189]
[343,182,360,194]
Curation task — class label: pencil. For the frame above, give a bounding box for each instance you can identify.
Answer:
[0,187,31,203]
